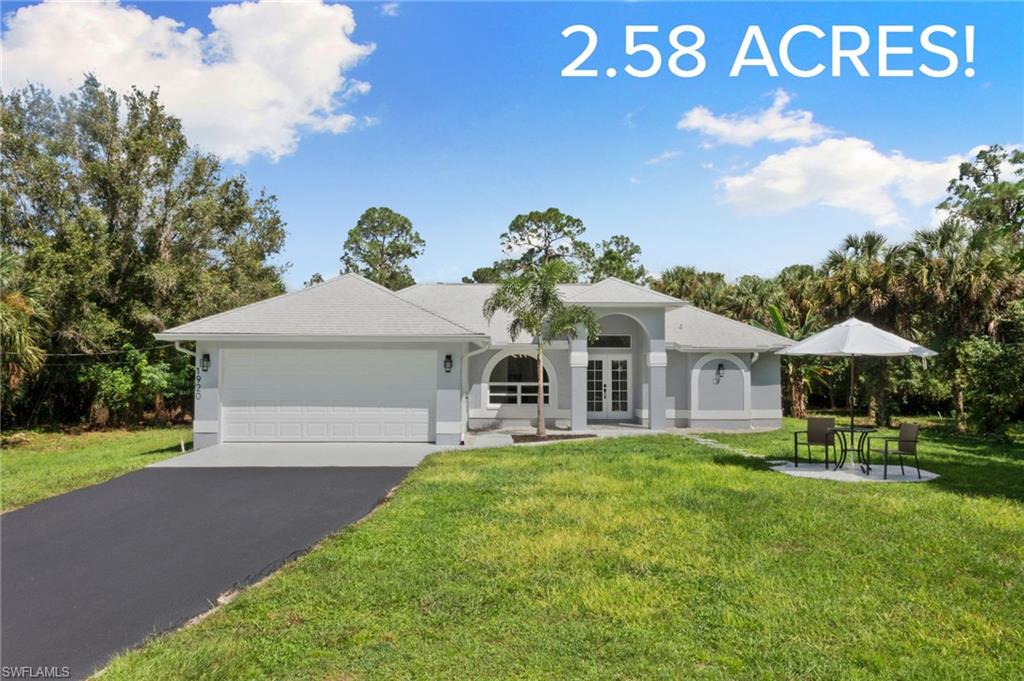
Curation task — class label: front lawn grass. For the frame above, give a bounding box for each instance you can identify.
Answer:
[104,433,1024,680]
[0,426,191,511]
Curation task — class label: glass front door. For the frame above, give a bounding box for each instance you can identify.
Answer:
[586,355,631,420]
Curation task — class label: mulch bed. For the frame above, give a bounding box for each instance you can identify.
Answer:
[511,433,598,444]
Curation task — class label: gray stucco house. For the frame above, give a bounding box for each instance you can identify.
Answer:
[157,273,792,448]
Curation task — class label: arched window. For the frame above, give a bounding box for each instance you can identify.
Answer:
[488,355,550,405]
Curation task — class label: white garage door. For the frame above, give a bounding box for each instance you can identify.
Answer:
[221,348,435,442]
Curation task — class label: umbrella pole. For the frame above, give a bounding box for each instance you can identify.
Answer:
[849,355,855,430]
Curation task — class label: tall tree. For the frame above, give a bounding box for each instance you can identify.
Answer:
[340,207,424,290]
[500,208,590,278]
[1,76,287,423]
[819,231,906,425]
[939,145,1024,263]
[462,259,518,284]
[587,235,648,284]
[902,219,1022,431]
[483,260,600,437]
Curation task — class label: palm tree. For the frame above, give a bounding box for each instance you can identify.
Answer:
[483,260,600,437]
[652,266,733,314]
[902,219,1023,430]
[820,231,905,325]
[757,304,830,418]
[1,247,50,396]
[820,231,907,425]
[729,274,782,327]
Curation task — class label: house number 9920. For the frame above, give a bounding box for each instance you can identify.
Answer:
[561,24,707,79]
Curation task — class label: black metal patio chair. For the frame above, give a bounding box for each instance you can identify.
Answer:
[867,423,921,479]
[793,417,835,467]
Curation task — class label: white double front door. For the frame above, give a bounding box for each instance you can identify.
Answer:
[586,355,632,420]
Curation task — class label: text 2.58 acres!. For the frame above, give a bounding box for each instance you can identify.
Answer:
[561,24,977,79]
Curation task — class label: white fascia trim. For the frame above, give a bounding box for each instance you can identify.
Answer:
[155,333,487,343]
[579,302,685,308]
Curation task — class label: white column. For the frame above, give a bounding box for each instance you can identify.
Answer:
[569,329,589,430]
[648,339,667,430]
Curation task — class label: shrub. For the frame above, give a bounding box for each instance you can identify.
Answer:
[79,345,172,425]
[959,336,1024,436]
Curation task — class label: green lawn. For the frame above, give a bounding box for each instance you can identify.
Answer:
[705,417,1024,503]
[0,426,190,511]
[103,430,1024,680]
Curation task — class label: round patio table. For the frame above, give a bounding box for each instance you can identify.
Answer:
[828,425,877,472]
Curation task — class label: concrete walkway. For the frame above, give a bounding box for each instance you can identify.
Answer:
[150,441,444,468]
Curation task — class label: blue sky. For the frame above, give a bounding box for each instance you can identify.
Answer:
[3,1,1022,290]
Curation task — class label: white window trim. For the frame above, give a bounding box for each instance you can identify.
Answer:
[481,350,559,411]
[587,334,632,350]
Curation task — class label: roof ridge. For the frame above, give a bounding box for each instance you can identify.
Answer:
[357,275,483,335]
[681,304,793,343]
[565,277,683,303]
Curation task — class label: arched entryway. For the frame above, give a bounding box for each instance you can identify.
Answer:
[587,313,650,423]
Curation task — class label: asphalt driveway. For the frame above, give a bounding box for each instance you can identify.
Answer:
[0,466,410,680]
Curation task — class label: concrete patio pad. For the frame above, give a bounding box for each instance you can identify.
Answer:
[768,460,939,483]
[149,441,446,468]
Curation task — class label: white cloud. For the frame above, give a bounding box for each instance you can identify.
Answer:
[678,89,829,147]
[629,176,641,186]
[720,137,968,227]
[645,150,682,165]
[379,3,400,17]
[1,0,374,163]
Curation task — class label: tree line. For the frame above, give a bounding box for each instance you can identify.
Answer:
[3,79,1022,435]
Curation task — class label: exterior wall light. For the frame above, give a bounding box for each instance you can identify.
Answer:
[443,354,453,373]
[715,362,725,383]
[200,353,211,372]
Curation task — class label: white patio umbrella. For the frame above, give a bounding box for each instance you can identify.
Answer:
[777,318,937,429]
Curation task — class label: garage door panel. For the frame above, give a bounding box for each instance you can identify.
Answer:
[221,349,435,442]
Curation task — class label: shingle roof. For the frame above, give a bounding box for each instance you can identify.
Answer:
[156,273,483,339]
[563,277,684,305]
[395,283,512,342]
[398,282,641,344]
[159,275,789,351]
[665,305,793,350]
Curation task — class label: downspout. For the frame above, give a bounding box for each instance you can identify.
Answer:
[462,341,491,442]
[172,341,196,358]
